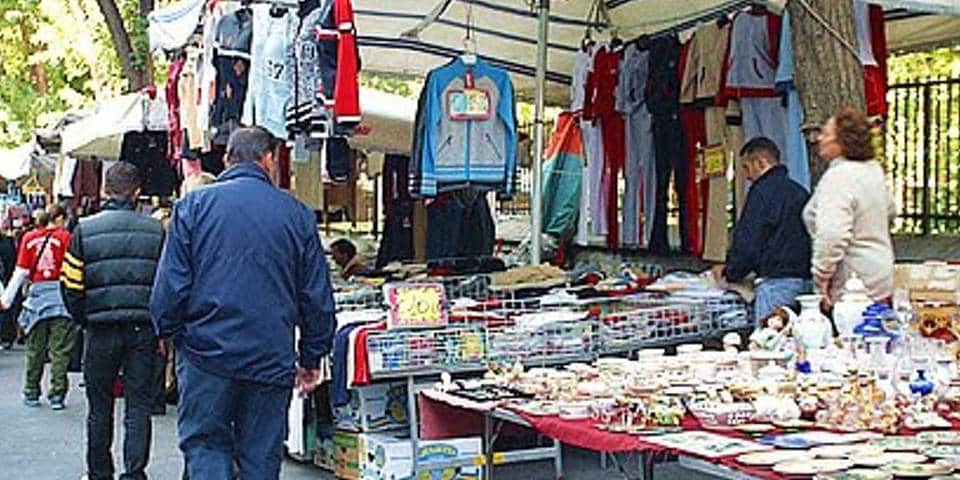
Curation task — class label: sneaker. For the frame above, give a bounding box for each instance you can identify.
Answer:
[23,395,40,407]
[49,395,65,410]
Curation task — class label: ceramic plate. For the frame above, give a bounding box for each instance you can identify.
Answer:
[815,469,893,480]
[811,444,884,459]
[854,452,928,467]
[922,445,960,459]
[737,450,813,466]
[937,458,960,470]
[869,436,925,451]
[921,431,960,445]
[775,419,815,429]
[884,463,952,478]
[774,459,853,475]
[734,424,776,434]
[760,434,821,450]
[931,475,960,480]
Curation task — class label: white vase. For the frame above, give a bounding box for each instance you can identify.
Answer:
[787,294,833,351]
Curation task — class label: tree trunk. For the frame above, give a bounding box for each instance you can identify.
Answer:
[788,0,866,186]
[17,15,47,94]
[95,0,151,92]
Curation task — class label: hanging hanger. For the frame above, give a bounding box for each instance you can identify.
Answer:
[717,11,731,28]
[22,172,44,196]
[749,1,768,14]
[609,27,624,51]
[269,2,289,17]
[460,3,478,66]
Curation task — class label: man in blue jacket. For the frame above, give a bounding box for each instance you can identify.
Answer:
[714,137,812,321]
[150,126,335,479]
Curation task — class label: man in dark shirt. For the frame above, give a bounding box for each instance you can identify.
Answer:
[714,137,812,321]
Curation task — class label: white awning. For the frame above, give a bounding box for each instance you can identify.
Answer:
[349,87,418,154]
[352,0,960,104]
[61,93,168,159]
[0,142,36,181]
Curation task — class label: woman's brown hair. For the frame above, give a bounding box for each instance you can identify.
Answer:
[834,108,875,161]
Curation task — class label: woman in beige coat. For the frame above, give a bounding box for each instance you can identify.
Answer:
[804,108,895,306]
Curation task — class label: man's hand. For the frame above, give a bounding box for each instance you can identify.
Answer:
[0,300,7,311]
[710,264,726,285]
[295,367,322,396]
[157,339,167,357]
[815,275,832,310]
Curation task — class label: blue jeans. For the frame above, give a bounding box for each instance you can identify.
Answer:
[754,278,813,323]
[177,356,292,480]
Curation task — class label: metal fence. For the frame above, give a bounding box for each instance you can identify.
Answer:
[887,77,960,235]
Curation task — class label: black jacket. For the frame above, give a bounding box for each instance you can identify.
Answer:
[61,199,164,326]
[725,165,812,282]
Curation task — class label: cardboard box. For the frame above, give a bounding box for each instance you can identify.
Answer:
[313,425,335,471]
[361,433,482,480]
[334,430,364,480]
[334,382,409,432]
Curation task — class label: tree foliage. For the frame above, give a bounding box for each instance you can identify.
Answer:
[0,0,154,148]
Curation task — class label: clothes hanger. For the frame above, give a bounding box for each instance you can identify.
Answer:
[580,28,595,52]
[717,11,731,28]
[460,4,478,66]
[269,2,288,17]
[609,28,624,51]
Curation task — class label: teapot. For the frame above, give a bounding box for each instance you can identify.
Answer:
[784,294,833,351]
[833,274,873,337]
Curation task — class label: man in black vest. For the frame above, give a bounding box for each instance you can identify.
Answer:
[61,162,164,480]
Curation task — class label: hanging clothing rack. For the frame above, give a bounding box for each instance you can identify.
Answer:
[627,0,753,45]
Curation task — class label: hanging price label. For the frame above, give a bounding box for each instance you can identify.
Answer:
[702,144,727,179]
[384,283,448,329]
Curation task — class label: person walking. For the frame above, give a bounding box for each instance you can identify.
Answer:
[60,163,164,480]
[1,204,75,409]
[151,127,335,480]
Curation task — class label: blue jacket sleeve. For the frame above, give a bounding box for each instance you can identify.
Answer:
[420,73,440,197]
[725,188,768,283]
[150,201,193,340]
[499,72,518,197]
[296,213,336,369]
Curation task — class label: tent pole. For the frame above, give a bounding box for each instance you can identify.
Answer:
[530,0,550,265]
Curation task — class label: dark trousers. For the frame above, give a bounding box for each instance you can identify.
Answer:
[177,356,292,480]
[84,324,158,480]
[650,112,690,255]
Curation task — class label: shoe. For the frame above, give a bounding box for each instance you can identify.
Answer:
[23,395,40,407]
[49,395,65,410]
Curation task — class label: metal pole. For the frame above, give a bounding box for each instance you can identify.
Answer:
[530,0,550,265]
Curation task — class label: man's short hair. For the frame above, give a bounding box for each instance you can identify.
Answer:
[104,162,141,198]
[46,203,66,221]
[226,126,277,165]
[740,137,781,164]
[330,239,357,258]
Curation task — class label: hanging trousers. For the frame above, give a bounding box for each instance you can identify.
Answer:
[621,106,654,249]
[599,113,625,249]
[650,112,689,255]
[702,107,730,263]
[680,107,706,256]
[582,120,607,240]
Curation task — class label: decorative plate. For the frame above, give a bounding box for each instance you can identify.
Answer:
[775,419,815,429]
[922,444,960,459]
[853,452,928,467]
[737,450,812,466]
[760,434,821,450]
[869,436,925,451]
[883,463,952,478]
[814,469,893,480]
[931,475,960,480]
[774,459,853,475]
[734,424,776,434]
[921,431,960,445]
[811,444,884,459]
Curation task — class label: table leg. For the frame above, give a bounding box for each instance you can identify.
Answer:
[553,438,563,480]
[484,411,494,480]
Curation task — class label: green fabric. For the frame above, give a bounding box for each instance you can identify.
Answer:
[23,317,78,398]
[541,152,583,237]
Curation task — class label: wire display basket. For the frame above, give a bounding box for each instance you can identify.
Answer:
[485,314,598,367]
[600,303,701,352]
[365,324,487,377]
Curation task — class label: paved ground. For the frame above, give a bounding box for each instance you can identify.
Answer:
[0,346,716,479]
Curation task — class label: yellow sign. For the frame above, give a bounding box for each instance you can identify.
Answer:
[703,144,727,179]
[385,283,448,329]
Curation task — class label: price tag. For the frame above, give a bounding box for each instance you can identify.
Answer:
[447,88,492,121]
[702,143,727,179]
[384,283,448,329]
